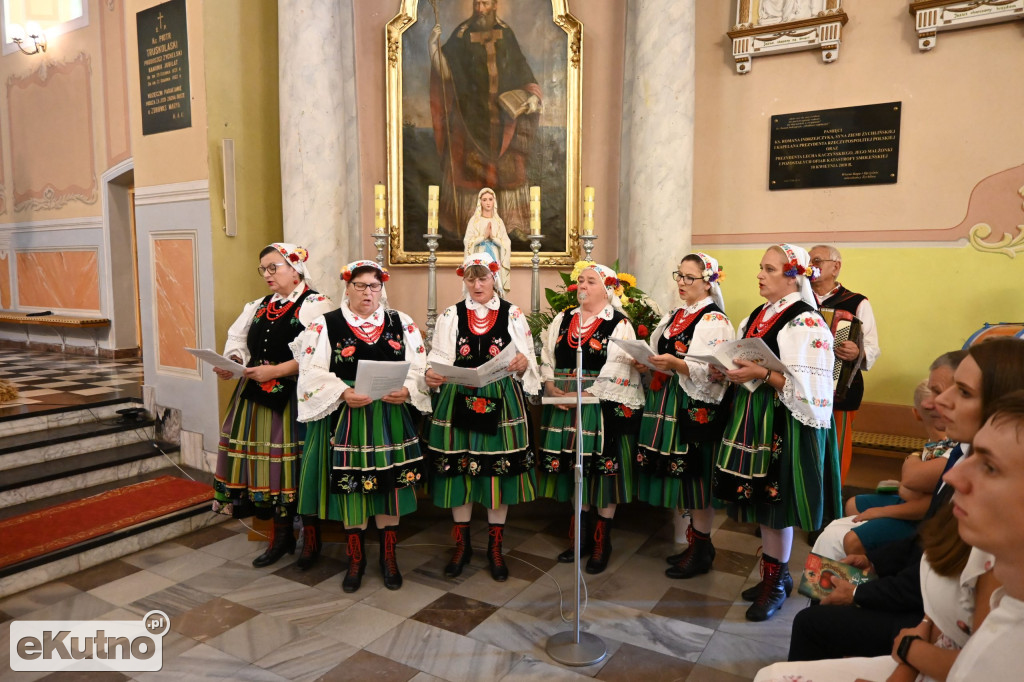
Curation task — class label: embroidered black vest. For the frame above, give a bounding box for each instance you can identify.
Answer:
[741,300,816,355]
[553,308,626,372]
[819,286,867,411]
[239,288,316,411]
[659,304,727,441]
[453,300,512,368]
[658,303,724,357]
[323,308,406,382]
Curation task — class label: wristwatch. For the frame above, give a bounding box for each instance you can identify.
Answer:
[896,634,922,666]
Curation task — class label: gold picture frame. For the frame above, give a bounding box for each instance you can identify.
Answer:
[385,0,582,266]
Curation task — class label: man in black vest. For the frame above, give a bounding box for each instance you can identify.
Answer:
[809,244,880,484]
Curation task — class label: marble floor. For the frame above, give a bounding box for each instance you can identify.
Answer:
[0,348,142,418]
[0,499,819,682]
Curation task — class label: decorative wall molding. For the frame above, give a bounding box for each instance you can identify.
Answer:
[728,1,847,73]
[135,180,210,207]
[0,216,104,234]
[910,0,1024,51]
[968,183,1024,258]
[150,231,201,378]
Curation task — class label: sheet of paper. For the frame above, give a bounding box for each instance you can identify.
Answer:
[609,338,660,371]
[354,360,411,400]
[186,348,246,378]
[683,337,789,392]
[428,343,518,388]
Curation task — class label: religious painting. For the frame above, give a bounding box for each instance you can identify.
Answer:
[386,0,581,266]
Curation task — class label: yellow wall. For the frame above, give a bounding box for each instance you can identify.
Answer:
[201,0,283,407]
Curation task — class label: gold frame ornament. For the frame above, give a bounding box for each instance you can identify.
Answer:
[385,0,582,266]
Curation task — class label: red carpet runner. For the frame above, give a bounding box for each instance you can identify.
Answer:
[1,476,212,569]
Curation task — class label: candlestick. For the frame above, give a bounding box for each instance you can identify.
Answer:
[582,185,595,236]
[528,233,544,315]
[427,185,439,235]
[372,183,388,266]
[423,232,440,349]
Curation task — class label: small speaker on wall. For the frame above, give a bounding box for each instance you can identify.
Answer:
[222,138,237,237]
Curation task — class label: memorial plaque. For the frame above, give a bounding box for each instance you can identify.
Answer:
[769,102,900,190]
[137,0,191,135]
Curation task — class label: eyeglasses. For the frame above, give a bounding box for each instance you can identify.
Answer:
[257,263,287,276]
[671,272,699,285]
[810,258,837,266]
[349,282,383,292]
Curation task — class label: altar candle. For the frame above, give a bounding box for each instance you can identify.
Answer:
[374,184,387,232]
[530,199,541,235]
[427,185,439,234]
[582,186,595,236]
[530,185,540,202]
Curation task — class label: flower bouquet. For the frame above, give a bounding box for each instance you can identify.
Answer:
[526,260,662,341]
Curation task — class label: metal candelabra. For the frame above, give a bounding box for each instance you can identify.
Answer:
[423,233,440,349]
[372,227,389,267]
[528,234,544,315]
[579,234,597,262]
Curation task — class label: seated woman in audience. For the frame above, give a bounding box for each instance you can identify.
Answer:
[293,260,430,593]
[766,337,1024,675]
[634,252,734,579]
[538,261,644,574]
[811,351,964,561]
[424,253,539,582]
[714,243,840,622]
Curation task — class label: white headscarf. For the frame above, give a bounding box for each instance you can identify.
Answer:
[457,251,503,299]
[774,243,818,309]
[579,262,624,312]
[688,252,726,313]
[268,243,310,281]
[340,259,390,314]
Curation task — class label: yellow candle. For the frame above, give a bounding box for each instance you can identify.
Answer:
[427,185,439,234]
[582,185,595,236]
[374,184,386,232]
[530,199,541,235]
[530,185,540,202]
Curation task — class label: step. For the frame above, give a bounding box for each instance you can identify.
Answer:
[0,415,156,471]
[0,398,142,438]
[0,440,181,509]
[0,468,221,598]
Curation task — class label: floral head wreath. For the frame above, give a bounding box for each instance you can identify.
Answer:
[272,243,308,264]
[341,259,390,283]
[693,252,725,284]
[456,253,500,278]
[778,244,819,281]
[570,260,619,289]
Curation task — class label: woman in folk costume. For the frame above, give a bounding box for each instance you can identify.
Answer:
[424,252,540,582]
[463,187,513,294]
[212,243,332,568]
[714,243,841,622]
[635,252,735,579]
[538,261,644,574]
[292,260,430,592]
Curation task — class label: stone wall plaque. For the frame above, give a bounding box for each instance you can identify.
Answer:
[137,0,191,135]
[769,101,900,190]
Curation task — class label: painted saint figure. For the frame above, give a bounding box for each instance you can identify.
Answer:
[463,187,512,293]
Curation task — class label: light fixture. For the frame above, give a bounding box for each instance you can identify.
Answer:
[9,22,47,55]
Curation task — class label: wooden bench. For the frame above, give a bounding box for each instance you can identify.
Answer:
[0,311,111,354]
[851,431,927,459]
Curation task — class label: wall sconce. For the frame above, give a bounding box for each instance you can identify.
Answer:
[8,22,47,55]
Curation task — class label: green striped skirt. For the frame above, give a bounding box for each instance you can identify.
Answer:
[537,371,637,507]
[214,380,301,512]
[636,377,721,510]
[713,385,841,530]
[426,376,537,509]
[296,399,421,527]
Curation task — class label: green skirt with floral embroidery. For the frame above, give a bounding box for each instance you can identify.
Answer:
[537,371,637,507]
[296,399,422,527]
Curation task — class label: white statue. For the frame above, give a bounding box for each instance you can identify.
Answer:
[463,187,512,294]
[759,0,825,25]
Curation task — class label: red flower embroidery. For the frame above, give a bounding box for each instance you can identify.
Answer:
[621,406,632,418]
[260,379,280,393]
[341,346,356,358]
[637,324,648,338]
[489,344,500,356]
[675,340,689,354]
[407,324,416,333]
[589,338,603,352]
[551,460,560,471]
[459,344,471,356]
[604,460,615,470]
[388,340,402,351]
[471,397,489,413]
[692,408,709,424]
[288,253,300,262]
